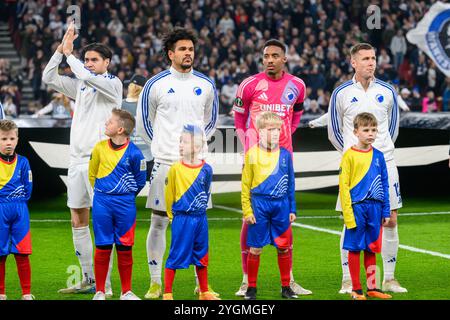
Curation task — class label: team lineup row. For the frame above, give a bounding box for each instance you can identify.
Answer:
[0,23,407,300]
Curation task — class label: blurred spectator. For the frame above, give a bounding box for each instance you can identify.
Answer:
[32,92,73,119]
[397,88,411,112]
[3,0,448,116]
[2,94,17,118]
[220,78,238,116]
[422,91,438,113]
[390,29,407,71]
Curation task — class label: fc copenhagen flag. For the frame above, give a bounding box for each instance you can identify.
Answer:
[406,1,450,76]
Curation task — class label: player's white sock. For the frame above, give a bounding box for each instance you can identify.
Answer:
[382,225,399,281]
[146,214,169,285]
[72,226,95,283]
[242,273,248,284]
[105,245,114,290]
[290,270,295,282]
[340,225,350,281]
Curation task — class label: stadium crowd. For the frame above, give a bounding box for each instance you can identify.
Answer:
[1,0,450,117]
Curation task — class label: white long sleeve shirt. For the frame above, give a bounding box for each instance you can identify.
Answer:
[42,51,123,164]
[136,66,219,165]
[0,102,4,119]
[327,76,399,162]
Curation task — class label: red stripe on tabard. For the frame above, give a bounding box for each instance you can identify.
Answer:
[199,252,209,267]
[15,231,32,254]
[274,225,293,249]
[119,221,136,246]
[368,227,383,253]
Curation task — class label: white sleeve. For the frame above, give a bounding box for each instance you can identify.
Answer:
[0,102,4,119]
[136,78,158,146]
[388,90,400,143]
[36,102,54,116]
[309,112,328,128]
[42,51,79,100]
[397,94,409,111]
[204,82,219,140]
[66,55,123,104]
[327,89,345,152]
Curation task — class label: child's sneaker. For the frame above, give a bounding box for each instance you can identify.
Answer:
[120,291,141,300]
[367,289,392,299]
[350,289,367,300]
[339,279,353,294]
[21,294,35,300]
[382,279,407,293]
[244,287,257,300]
[92,291,106,300]
[281,286,298,299]
[194,285,220,297]
[199,292,221,300]
[162,293,173,300]
[0,294,7,300]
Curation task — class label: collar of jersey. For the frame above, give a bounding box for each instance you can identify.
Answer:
[0,153,17,164]
[263,70,286,82]
[170,66,193,80]
[352,74,377,90]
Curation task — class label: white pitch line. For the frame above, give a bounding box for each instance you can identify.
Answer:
[216,205,450,260]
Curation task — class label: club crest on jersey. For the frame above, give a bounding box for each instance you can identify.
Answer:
[285,91,295,102]
[376,94,384,103]
[234,97,243,107]
[193,87,202,96]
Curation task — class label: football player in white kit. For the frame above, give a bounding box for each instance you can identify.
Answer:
[327,43,407,294]
[136,27,219,299]
[42,22,122,296]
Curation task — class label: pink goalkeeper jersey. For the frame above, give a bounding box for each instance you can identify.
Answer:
[233,71,306,153]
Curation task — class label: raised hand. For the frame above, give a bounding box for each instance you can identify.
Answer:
[62,21,79,57]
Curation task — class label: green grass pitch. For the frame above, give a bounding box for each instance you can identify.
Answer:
[2,192,450,300]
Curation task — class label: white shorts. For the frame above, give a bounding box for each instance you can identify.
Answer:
[67,163,93,209]
[336,160,402,212]
[147,161,213,212]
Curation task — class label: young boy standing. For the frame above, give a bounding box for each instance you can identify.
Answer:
[163,124,219,301]
[241,112,298,300]
[0,120,33,300]
[339,112,393,300]
[89,109,146,300]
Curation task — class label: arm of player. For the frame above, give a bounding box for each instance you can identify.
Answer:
[327,89,345,152]
[88,144,100,188]
[291,77,306,134]
[339,154,356,229]
[164,166,176,221]
[42,51,79,100]
[309,112,328,128]
[136,78,157,147]
[233,77,253,148]
[388,90,400,143]
[241,152,255,222]
[21,158,33,201]
[0,102,5,119]
[132,151,147,196]
[65,55,123,104]
[380,154,391,220]
[204,83,219,140]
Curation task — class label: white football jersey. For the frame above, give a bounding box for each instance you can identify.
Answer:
[136,66,219,165]
[327,76,399,162]
[42,52,123,164]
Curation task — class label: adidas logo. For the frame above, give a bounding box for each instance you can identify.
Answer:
[167,88,175,94]
[342,262,349,266]
[149,260,158,266]
[387,257,397,263]
[258,92,268,101]
[351,97,358,103]
[75,250,81,257]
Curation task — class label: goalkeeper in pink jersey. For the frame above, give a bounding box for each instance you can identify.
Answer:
[233,39,312,296]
